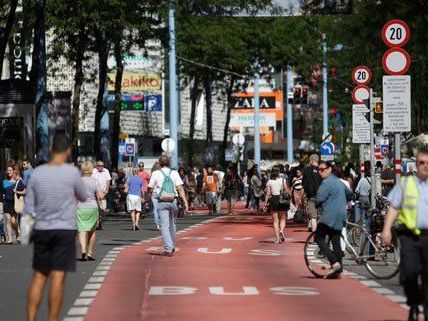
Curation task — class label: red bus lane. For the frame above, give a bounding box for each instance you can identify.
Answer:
[85,215,407,321]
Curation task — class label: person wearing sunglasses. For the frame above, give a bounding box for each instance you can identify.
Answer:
[315,161,354,279]
[382,145,428,321]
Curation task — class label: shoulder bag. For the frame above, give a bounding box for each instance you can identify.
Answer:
[14,180,25,214]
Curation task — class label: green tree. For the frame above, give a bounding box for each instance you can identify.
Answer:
[0,0,18,78]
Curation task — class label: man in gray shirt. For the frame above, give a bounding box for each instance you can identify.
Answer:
[24,133,88,321]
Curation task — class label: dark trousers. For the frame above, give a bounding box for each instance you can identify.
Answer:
[398,231,428,315]
[315,223,343,267]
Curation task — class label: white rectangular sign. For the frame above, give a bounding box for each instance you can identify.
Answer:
[229,113,276,128]
[352,104,370,144]
[383,75,411,132]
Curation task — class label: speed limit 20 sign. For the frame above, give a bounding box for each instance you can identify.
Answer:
[381,19,410,47]
[352,66,372,85]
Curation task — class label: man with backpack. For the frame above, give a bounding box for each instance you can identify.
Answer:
[146,155,189,256]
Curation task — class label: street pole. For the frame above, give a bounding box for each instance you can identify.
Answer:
[286,65,293,163]
[394,133,401,182]
[168,0,179,168]
[359,144,365,178]
[369,89,376,209]
[254,66,261,166]
[322,32,329,136]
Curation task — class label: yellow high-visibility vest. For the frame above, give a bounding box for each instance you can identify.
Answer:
[398,176,421,235]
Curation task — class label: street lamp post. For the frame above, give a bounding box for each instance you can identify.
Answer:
[253,59,261,166]
[168,0,179,168]
[286,65,293,163]
[322,32,329,136]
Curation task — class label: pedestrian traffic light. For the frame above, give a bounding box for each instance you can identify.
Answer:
[239,144,245,162]
[302,87,308,105]
[294,87,302,104]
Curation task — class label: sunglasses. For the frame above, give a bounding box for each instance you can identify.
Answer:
[97,164,103,167]
[318,167,328,172]
[418,161,428,166]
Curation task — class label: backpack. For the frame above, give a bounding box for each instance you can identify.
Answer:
[157,169,176,202]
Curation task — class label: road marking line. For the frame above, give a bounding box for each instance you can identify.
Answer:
[74,298,94,306]
[373,287,395,295]
[84,283,102,290]
[79,290,98,298]
[385,295,407,303]
[88,276,105,283]
[359,280,381,287]
[96,265,111,271]
[92,270,108,276]
[63,317,84,321]
[68,307,89,316]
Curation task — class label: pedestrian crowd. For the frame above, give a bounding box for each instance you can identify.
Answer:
[1,133,427,321]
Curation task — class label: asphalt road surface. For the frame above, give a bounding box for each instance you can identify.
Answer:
[0,212,214,321]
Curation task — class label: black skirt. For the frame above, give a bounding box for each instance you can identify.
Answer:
[269,195,282,212]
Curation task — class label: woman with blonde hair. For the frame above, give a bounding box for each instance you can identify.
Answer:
[77,161,104,261]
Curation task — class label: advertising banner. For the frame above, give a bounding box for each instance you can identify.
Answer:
[107,73,161,91]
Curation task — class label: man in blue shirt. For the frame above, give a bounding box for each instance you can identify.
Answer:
[315,161,354,279]
[22,160,34,187]
[126,169,144,231]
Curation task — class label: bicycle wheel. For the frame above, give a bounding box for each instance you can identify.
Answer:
[304,231,331,278]
[363,232,400,279]
[346,226,363,254]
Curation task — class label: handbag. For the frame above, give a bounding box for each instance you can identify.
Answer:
[20,214,35,245]
[14,180,25,214]
[279,178,291,209]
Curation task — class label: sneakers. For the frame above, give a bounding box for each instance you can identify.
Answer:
[163,251,174,257]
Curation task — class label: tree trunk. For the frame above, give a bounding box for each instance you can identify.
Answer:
[221,77,236,166]
[187,75,202,166]
[111,40,124,169]
[0,0,18,78]
[93,29,110,164]
[71,27,87,163]
[33,0,49,164]
[204,70,213,144]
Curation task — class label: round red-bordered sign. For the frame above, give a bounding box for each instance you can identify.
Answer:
[352,85,370,104]
[382,47,411,75]
[352,66,372,85]
[381,20,410,47]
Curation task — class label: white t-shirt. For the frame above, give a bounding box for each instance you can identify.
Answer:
[267,178,284,196]
[92,168,112,192]
[148,167,184,196]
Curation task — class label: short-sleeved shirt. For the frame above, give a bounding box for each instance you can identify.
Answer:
[24,164,88,230]
[128,175,144,197]
[381,169,395,196]
[138,171,151,192]
[204,174,219,192]
[23,168,34,187]
[78,177,102,209]
[92,168,111,192]
[387,176,428,230]
[355,177,371,197]
[148,168,184,196]
[2,179,25,202]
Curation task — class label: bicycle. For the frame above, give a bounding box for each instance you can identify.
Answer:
[304,219,400,280]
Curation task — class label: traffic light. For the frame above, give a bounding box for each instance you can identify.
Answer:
[294,87,302,104]
[302,87,308,105]
[239,144,245,162]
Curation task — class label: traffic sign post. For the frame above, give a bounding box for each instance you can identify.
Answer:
[381,19,410,48]
[161,138,176,154]
[320,141,335,162]
[352,85,370,104]
[352,104,370,144]
[381,19,411,183]
[382,47,411,75]
[352,66,372,85]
